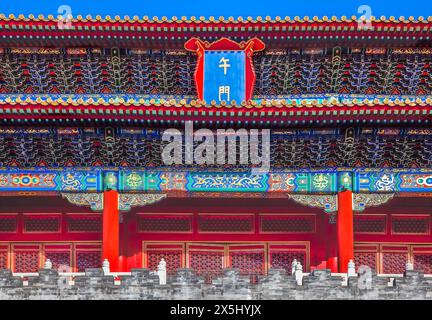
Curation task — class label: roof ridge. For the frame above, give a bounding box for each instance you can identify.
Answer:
[1,14,432,24]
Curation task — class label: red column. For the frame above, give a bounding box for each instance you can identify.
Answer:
[103,190,119,272]
[337,190,354,273]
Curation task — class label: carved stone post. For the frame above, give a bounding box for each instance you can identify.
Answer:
[291,259,298,275]
[157,258,167,285]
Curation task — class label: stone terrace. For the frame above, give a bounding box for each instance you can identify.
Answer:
[0,268,431,300]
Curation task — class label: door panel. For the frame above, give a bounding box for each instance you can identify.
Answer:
[144,243,184,275]
[228,244,266,275]
[187,244,225,278]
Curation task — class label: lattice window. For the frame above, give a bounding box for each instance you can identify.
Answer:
[0,217,17,232]
[354,252,377,271]
[45,252,71,272]
[354,216,386,234]
[0,251,8,270]
[260,215,315,233]
[230,252,265,275]
[147,251,182,275]
[198,215,253,233]
[392,216,430,235]
[139,216,191,232]
[14,251,39,272]
[413,254,432,274]
[24,217,60,232]
[67,216,102,232]
[76,251,101,272]
[189,251,224,276]
[382,253,407,274]
[270,251,305,272]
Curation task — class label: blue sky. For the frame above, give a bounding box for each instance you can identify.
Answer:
[1,0,431,18]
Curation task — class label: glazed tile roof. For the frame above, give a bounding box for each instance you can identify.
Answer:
[1,15,431,48]
[2,14,431,24]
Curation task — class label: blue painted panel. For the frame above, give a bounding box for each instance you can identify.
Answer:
[0,170,101,192]
[203,51,245,103]
[186,172,268,192]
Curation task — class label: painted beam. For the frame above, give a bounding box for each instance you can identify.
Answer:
[0,170,102,192]
[0,168,432,193]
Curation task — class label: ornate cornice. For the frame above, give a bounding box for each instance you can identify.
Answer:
[61,192,167,211]
[288,192,396,213]
[353,193,395,212]
[62,193,103,211]
[288,194,338,213]
[118,193,167,211]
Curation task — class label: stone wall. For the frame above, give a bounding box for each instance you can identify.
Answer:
[0,268,431,300]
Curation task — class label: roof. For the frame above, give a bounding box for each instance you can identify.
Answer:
[1,14,431,125]
[1,15,431,48]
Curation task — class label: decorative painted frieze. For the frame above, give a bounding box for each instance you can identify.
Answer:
[1,169,432,194]
[353,171,432,192]
[0,170,101,192]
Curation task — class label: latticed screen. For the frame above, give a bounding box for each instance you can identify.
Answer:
[24,216,60,232]
[139,215,192,232]
[189,251,224,276]
[354,252,377,271]
[0,243,100,272]
[198,215,253,233]
[67,216,102,232]
[45,252,71,271]
[382,252,408,274]
[392,216,430,235]
[145,243,309,275]
[0,216,17,232]
[13,250,40,273]
[355,244,432,274]
[270,251,305,272]
[260,215,315,233]
[76,251,101,272]
[147,251,182,275]
[354,215,386,234]
[230,251,265,275]
[0,250,8,270]
[413,254,432,274]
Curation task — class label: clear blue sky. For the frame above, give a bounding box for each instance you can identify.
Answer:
[1,0,431,18]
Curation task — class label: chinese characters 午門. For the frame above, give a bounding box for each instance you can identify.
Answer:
[218,57,231,101]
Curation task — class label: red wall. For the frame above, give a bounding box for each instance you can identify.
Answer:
[0,195,431,272]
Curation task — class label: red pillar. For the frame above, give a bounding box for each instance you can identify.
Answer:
[103,190,119,272]
[337,190,354,273]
